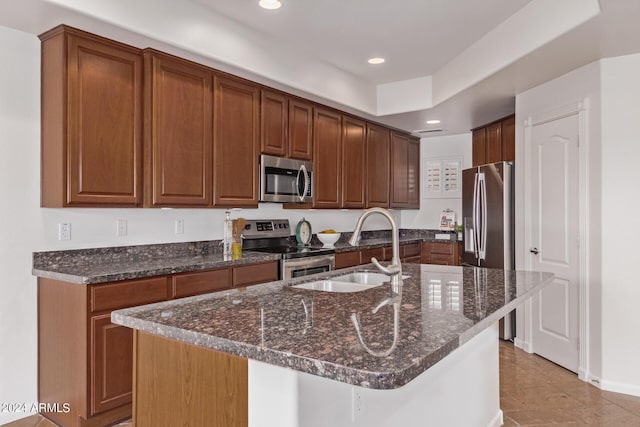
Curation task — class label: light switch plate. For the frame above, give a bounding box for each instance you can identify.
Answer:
[435,233,451,240]
[58,223,71,241]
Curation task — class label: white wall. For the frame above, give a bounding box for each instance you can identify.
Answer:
[0,25,398,423]
[599,53,640,395]
[0,26,42,424]
[401,133,472,229]
[515,55,640,396]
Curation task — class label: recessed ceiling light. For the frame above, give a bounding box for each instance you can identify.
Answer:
[426,120,441,124]
[259,0,282,10]
[368,57,385,65]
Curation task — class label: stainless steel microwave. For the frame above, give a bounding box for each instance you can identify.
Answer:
[259,155,313,203]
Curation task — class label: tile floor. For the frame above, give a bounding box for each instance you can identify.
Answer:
[4,341,640,426]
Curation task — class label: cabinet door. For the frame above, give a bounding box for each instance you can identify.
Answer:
[472,128,486,167]
[390,132,409,207]
[261,89,288,157]
[341,116,366,208]
[288,99,313,160]
[366,124,390,207]
[90,314,133,415]
[313,108,342,208]
[501,114,515,162]
[214,75,260,207]
[485,122,502,164]
[66,33,143,206]
[407,137,420,208]
[144,51,213,207]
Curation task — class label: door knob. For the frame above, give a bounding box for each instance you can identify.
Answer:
[530,247,539,255]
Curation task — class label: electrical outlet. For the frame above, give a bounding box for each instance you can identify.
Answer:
[175,219,184,235]
[117,219,127,237]
[58,223,71,241]
[352,388,362,420]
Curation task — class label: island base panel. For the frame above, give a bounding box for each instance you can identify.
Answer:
[133,331,248,427]
[249,324,501,427]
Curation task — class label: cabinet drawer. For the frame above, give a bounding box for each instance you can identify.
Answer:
[401,243,421,258]
[430,242,454,255]
[172,268,231,298]
[91,277,169,313]
[232,261,278,287]
[403,255,422,264]
[335,251,360,269]
[360,247,384,264]
[430,253,455,265]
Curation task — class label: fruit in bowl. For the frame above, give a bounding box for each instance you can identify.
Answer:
[317,230,341,247]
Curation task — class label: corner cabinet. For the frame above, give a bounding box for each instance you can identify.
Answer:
[390,132,420,209]
[312,108,342,208]
[143,50,213,207]
[37,261,278,427]
[214,76,260,207]
[40,25,143,207]
[472,114,515,167]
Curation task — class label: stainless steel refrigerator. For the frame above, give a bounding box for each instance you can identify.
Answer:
[462,161,515,339]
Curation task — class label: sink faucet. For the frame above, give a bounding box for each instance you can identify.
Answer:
[349,207,402,290]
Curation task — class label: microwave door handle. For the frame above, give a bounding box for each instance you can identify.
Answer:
[298,164,308,202]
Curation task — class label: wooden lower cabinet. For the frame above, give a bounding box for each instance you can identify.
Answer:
[91,315,134,415]
[37,261,277,427]
[335,243,420,269]
[421,241,461,266]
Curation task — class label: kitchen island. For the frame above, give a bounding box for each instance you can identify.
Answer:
[112,263,553,427]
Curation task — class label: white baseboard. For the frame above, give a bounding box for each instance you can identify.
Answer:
[598,377,640,397]
[488,410,503,427]
[513,337,532,353]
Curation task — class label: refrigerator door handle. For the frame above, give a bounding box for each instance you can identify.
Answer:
[479,172,487,261]
[472,172,480,259]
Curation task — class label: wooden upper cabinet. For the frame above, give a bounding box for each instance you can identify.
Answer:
[502,114,516,162]
[485,122,502,164]
[390,132,420,209]
[213,75,260,207]
[407,137,420,207]
[366,123,390,208]
[288,99,313,160]
[143,50,213,207]
[40,25,143,207]
[260,89,288,157]
[341,116,366,208]
[472,114,515,166]
[260,92,313,160]
[472,128,487,167]
[312,108,342,208]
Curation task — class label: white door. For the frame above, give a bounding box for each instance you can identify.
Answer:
[528,113,580,372]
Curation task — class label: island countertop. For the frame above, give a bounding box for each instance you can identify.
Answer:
[112,264,553,390]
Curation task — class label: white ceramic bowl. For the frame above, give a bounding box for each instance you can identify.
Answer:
[317,232,341,247]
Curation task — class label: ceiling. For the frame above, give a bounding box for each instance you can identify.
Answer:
[194,0,531,85]
[2,0,640,136]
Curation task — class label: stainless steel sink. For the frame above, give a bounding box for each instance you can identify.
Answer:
[292,280,378,293]
[291,270,411,293]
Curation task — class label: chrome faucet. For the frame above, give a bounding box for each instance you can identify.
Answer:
[349,207,402,290]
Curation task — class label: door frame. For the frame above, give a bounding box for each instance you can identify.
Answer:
[519,98,590,381]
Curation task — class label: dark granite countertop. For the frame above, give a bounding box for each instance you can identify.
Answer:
[32,240,281,285]
[32,230,458,285]
[112,263,553,390]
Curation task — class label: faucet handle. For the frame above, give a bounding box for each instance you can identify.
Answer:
[371,257,401,276]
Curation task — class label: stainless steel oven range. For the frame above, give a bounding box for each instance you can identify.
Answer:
[242,219,335,279]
